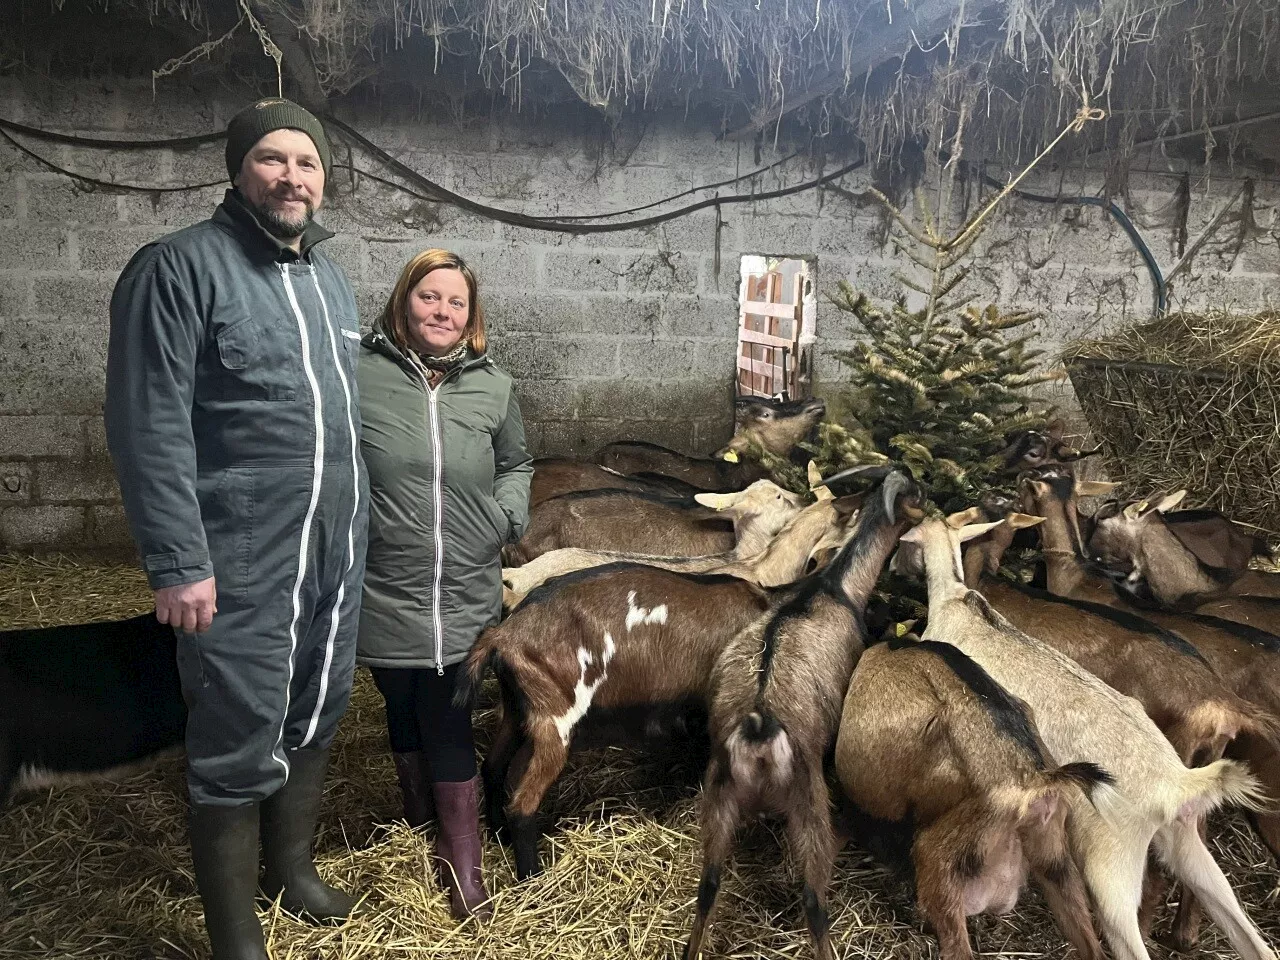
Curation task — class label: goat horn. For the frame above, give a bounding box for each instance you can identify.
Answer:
[881,471,911,522]
[821,463,893,487]
[1060,445,1103,461]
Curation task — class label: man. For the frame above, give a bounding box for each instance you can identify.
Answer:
[104,99,367,960]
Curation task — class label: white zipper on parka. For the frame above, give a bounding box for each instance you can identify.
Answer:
[408,360,448,677]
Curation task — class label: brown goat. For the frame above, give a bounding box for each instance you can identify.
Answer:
[1088,495,1280,616]
[529,457,705,508]
[504,480,803,566]
[455,539,838,879]
[683,469,926,960]
[834,639,1109,960]
[596,396,826,491]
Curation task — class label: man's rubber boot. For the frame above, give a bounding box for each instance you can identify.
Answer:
[433,776,493,921]
[392,750,435,829]
[260,747,357,923]
[188,801,269,960]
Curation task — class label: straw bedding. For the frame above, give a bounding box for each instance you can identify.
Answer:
[1,554,1278,959]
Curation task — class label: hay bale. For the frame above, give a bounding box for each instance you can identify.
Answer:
[1064,310,1280,537]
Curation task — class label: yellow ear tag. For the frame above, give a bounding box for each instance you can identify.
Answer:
[895,621,909,637]
[722,450,740,463]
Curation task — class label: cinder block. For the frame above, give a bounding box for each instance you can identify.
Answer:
[486,293,584,336]
[543,252,622,292]
[121,186,223,226]
[621,251,698,294]
[537,417,697,458]
[485,335,541,380]
[62,146,167,186]
[452,154,549,203]
[0,415,85,458]
[0,462,32,501]
[816,209,890,256]
[89,504,134,547]
[26,179,121,224]
[0,227,68,269]
[0,137,51,174]
[532,338,619,379]
[75,228,166,273]
[322,236,365,281]
[1237,241,1279,276]
[30,275,117,318]
[581,296,662,336]
[0,319,108,414]
[693,339,740,380]
[171,146,228,186]
[0,504,86,549]
[511,380,577,421]
[84,417,109,459]
[700,253,743,296]
[619,338,697,378]
[36,458,120,502]
[648,212,726,253]
[740,215,817,257]
[573,380,663,420]
[0,178,16,220]
[664,295,739,339]
[0,276,29,315]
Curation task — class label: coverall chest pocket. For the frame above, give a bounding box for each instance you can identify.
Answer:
[214,316,301,401]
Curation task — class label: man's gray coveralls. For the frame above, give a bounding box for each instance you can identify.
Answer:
[104,188,368,805]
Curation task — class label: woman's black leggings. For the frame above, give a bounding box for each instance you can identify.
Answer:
[369,664,477,783]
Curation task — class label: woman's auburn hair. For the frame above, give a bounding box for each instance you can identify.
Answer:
[379,248,487,356]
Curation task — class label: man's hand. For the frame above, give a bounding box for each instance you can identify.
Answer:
[155,576,217,633]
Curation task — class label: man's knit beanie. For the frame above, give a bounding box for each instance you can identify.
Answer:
[225,98,331,181]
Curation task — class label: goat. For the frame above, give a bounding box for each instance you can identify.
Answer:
[834,638,1109,960]
[683,469,926,960]
[1089,495,1280,616]
[596,396,826,491]
[898,512,1276,960]
[0,612,187,914]
[503,480,804,566]
[996,419,1101,474]
[529,457,704,508]
[501,466,860,611]
[1011,469,1280,950]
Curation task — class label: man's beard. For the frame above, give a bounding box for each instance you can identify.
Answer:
[250,193,315,240]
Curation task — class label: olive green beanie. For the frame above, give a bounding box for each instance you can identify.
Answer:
[225,98,331,181]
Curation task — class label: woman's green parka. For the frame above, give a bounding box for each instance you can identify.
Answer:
[356,322,532,672]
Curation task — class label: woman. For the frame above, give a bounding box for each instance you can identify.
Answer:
[357,249,532,920]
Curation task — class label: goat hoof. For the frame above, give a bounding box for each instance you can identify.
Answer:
[1158,931,1197,954]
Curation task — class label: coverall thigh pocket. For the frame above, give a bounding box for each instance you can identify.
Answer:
[204,469,256,607]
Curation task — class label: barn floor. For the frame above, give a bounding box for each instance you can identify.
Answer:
[1,554,1278,960]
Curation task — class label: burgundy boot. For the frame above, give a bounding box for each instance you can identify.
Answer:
[432,776,493,920]
[391,751,435,829]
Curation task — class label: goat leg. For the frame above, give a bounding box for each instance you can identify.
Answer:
[1024,821,1105,960]
[506,723,568,880]
[481,715,524,842]
[685,762,738,960]
[786,767,838,960]
[910,812,976,960]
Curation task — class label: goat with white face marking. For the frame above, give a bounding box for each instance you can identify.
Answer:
[504,480,804,566]
[501,468,861,611]
[1088,493,1280,613]
[898,513,1277,960]
[835,639,1110,960]
[683,469,926,960]
[455,554,828,878]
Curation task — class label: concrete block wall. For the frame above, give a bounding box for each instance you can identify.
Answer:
[2,75,1279,553]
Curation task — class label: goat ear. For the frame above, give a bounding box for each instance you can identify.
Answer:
[1122,499,1150,521]
[694,492,737,510]
[1007,512,1047,530]
[899,525,927,544]
[1152,490,1188,513]
[808,461,834,501]
[958,520,1007,543]
[1076,479,1120,497]
[945,507,985,529]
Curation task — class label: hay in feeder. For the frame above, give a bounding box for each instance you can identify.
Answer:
[2,553,1279,958]
[1064,310,1280,539]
